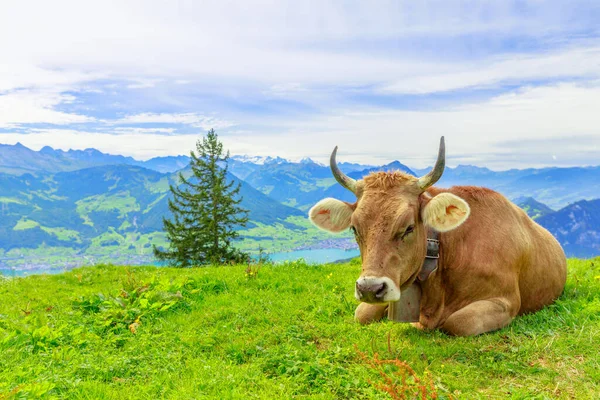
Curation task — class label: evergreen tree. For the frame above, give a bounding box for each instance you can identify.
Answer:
[153,129,250,267]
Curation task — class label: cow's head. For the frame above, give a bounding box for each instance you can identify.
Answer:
[309,137,470,304]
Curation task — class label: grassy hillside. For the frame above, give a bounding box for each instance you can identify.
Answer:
[1,258,598,398]
[3,145,600,269]
[0,165,317,269]
[515,197,554,220]
[538,199,600,258]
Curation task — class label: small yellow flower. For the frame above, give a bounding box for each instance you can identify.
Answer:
[129,317,141,334]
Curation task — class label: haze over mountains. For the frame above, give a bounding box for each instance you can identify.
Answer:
[0,143,599,271]
[0,143,191,175]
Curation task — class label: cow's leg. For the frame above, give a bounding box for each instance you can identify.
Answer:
[355,303,388,324]
[411,322,426,330]
[442,297,518,336]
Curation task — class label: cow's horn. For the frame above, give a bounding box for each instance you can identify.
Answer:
[417,136,446,191]
[330,146,357,194]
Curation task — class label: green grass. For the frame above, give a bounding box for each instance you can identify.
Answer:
[2,212,348,269]
[12,221,81,243]
[12,218,40,231]
[0,197,26,205]
[236,216,351,253]
[1,233,170,272]
[39,227,81,243]
[75,191,140,218]
[0,258,599,399]
[144,177,172,194]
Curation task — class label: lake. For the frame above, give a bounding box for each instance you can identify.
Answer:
[0,248,360,277]
[267,248,359,264]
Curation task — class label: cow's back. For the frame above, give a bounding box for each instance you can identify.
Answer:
[511,204,567,313]
[428,186,566,319]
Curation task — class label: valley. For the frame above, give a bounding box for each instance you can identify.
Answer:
[1,143,599,273]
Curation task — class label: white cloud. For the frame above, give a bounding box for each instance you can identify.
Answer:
[381,46,600,94]
[126,78,163,89]
[0,129,198,160]
[3,81,599,168]
[114,113,235,130]
[227,82,600,169]
[1,1,598,89]
[1,1,600,169]
[0,63,101,129]
[266,83,308,97]
[0,63,103,93]
[0,89,95,127]
[112,127,176,135]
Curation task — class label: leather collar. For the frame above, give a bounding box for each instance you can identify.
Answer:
[417,230,439,282]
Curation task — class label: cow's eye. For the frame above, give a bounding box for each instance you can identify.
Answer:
[396,225,414,241]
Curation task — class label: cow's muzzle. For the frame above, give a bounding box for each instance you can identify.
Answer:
[355,276,401,303]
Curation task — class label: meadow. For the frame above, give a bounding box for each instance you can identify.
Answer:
[0,258,598,399]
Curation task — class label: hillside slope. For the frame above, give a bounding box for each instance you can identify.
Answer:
[0,259,598,398]
[0,165,306,268]
[416,165,600,209]
[515,197,554,219]
[537,199,600,258]
[3,143,600,210]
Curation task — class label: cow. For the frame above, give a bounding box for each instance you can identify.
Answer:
[309,137,567,336]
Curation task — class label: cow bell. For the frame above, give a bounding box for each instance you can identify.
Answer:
[387,283,422,323]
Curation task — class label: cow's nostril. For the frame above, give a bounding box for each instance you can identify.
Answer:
[356,279,390,303]
[375,282,387,299]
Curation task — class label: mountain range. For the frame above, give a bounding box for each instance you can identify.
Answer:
[0,143,191,175]
[0,143,599,269]
[514,197,555,220]
[536,199,600,257]
[0,164,304,252]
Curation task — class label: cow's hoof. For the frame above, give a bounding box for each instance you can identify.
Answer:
[355,303,388,324]
[410,322,426,330]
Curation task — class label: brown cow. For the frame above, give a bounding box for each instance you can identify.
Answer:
[309,137,567,336]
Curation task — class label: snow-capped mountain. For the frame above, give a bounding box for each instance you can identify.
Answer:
[231,155,290,165]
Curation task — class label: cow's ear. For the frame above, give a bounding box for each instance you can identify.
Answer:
[422,193,470,232]
[309,198,354,233]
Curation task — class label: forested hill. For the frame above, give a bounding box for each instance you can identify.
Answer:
[1,143,600,269]
[4,143,600,210]
[0,165,303,255]
[537,199,600,258]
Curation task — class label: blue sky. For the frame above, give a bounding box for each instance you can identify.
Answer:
[1,1,599,169]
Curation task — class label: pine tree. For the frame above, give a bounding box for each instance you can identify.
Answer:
[153,129,250,267]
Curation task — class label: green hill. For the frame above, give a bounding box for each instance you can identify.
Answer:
[2,143,599,268]
[0,258,598,398]
[515,196,554,219]
[0,165,334,270]
[537,199,600,258]
[232,159,415,211]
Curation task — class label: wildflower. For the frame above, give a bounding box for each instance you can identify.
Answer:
[129,317,141,334]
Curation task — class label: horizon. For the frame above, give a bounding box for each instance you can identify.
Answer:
[1,2,600,169]
[3,140,600,173]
